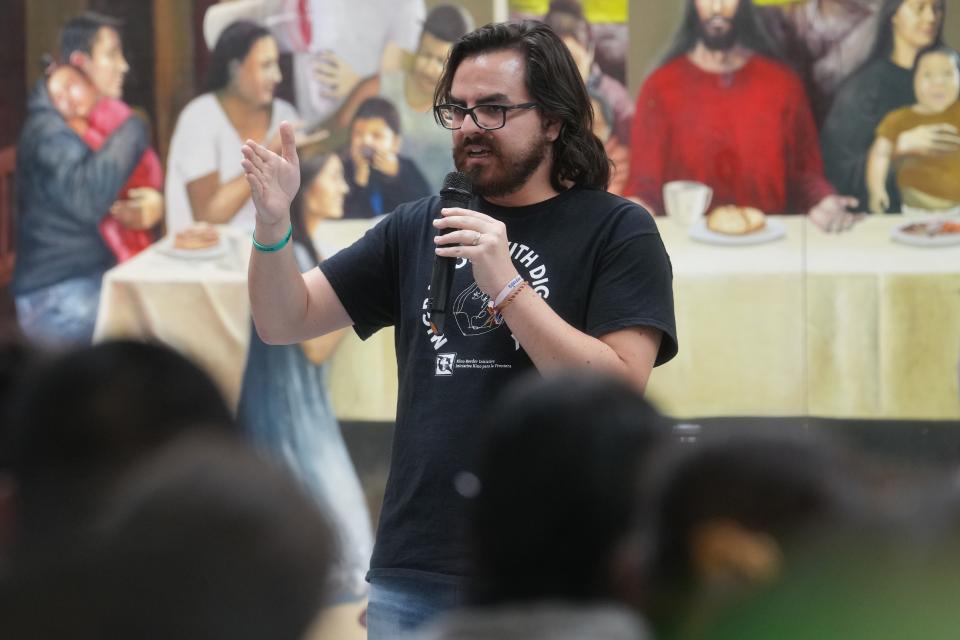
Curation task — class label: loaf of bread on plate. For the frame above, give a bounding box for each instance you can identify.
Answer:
[706,205,766,235]
[173,224,220,250]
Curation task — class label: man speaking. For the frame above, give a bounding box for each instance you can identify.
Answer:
[242,20,677,637]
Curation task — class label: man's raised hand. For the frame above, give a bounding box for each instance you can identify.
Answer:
[241,121,301,229]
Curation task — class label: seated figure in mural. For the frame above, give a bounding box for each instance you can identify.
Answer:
[238,150,374,604]
[625,0,860,232]
[165,20,298,233]
[542,0,633,194]
[12,12,163,347]
[322,5,473,192]
[868,46,960,213]
[340,97,431,218]
[46,63,161,262]
[821,0,949,213]
[203,0,427,126]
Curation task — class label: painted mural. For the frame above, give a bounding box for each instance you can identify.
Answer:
[1,0,958,420]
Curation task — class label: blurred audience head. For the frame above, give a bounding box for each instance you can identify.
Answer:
[0,338,43,563]
[2,432,335,640]
[469,371,667,606]
[4,340,233,560]
[641,428,862,638]
[58,11,128,99]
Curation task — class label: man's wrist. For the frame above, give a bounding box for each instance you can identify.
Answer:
[253,218,292,246]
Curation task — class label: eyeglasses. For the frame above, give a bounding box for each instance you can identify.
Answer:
[434,102,539,131]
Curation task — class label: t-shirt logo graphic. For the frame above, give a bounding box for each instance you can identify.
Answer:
[435,353,456,375]
[452,282,498,336]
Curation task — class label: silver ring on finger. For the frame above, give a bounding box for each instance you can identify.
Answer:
[471,231,482,246]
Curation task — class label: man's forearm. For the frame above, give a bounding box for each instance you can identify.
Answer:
[248,224,311,345]
[499,285,652,390]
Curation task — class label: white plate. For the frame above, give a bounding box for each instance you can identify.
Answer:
[155,235,228,259]
[890,221,960,247]
[688,217,787,246]
[901,204,960,217]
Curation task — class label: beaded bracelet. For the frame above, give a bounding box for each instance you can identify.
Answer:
[252,224,293,253]
[484,280,528,327]
[492,274,524,308]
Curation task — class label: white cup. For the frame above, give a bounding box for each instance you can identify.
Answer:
[663,181,713,227]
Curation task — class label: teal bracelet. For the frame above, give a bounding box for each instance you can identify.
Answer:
[252,224,293,253]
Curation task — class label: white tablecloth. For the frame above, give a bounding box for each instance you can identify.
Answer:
[95,215,960,420]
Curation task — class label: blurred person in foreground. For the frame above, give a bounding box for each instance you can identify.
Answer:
[411,372,667,640]
[697,480,960,640]
[0,432,335,640]
[640,428,864,640]
[242,19,676,636]
[0,340,233,572]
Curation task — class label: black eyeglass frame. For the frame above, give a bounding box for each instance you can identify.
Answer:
[434,102,540,131]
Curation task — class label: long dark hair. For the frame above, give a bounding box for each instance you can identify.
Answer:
[290,152,339,266]
[865,0,945,65]
[204,20,272,93]
[660,0,780,64]
[434,20,609,192]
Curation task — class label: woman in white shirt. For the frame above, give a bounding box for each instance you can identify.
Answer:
[165,20,298,232]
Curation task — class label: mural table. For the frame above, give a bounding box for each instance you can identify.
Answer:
[647,215,960,420]
[95,215,960,422]
[93,221,397,420]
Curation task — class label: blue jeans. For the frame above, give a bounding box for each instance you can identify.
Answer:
[15,274,103,347]
[366,573,466,638]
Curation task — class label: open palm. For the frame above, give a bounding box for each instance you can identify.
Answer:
[241,121,301,226]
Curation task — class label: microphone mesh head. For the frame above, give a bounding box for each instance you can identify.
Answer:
[440,171,473,207]
[442,171,472,193]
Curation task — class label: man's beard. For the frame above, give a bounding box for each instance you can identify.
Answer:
[697,17,738,52]
[453,132,550,199]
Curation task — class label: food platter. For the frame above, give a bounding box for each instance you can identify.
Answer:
[155,235,228,259]
[688,217,787,246]
[890,218,960,247]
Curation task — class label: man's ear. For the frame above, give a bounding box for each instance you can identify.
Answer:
[690,518,782,587]
[543,116,562,143]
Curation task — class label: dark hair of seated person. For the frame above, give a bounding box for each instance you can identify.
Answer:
[4,339,234,562]
[204,19,272,93]
[641,428,862,638]
[468,371,667,605]
[1,432,334,640]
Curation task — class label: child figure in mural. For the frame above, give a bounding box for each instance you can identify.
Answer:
[46,63,161,261]
[341,97,431,218]
[868,45,960,214]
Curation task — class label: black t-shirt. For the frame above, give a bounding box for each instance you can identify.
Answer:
[320,187,677,579]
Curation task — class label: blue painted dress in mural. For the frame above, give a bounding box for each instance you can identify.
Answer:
[237,242,373,603]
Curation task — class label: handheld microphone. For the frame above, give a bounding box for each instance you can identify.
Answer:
[428,171,473,336]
